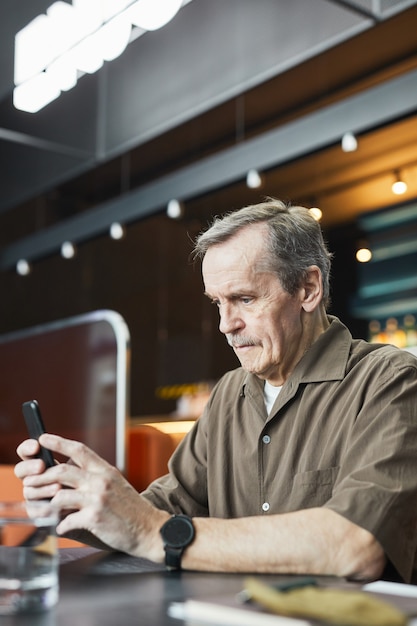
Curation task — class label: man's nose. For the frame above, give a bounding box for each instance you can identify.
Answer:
[218,304,242,335]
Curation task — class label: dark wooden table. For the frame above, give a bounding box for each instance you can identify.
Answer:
[1,548,303,625]
[3,548,415,626]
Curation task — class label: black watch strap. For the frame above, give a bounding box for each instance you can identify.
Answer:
[164,545,184,570]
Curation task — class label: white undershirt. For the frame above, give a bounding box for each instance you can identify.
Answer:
[263,380,282,415]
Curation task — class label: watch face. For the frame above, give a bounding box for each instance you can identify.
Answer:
[163,516,194,548]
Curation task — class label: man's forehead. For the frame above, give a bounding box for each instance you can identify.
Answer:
[203,225,266,264]
[202,259,278,299]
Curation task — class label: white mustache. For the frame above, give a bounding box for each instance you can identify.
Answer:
[226,335,257,348]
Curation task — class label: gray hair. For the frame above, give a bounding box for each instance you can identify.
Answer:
[193,198,333,308]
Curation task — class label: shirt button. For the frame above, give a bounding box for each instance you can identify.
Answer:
[262,502,270,512]
[262,434,271,444]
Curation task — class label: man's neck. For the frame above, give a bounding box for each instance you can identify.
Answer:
[266,307,330,386]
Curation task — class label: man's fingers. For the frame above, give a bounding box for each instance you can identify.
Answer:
[14,458,45,479]
[38,434,108,471]
[16,438,40,461]
[23,483,61,501]
[55,509,91,537]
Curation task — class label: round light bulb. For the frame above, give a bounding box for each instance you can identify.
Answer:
[61,241,76,259]
[246,169,262,189]
[341,132,358,152]
[166,199,183,219]
[392,180,407,195]
[356,247,372,263]
[109,222,125,240]
[16,259,31,275]
[309,207,322,221]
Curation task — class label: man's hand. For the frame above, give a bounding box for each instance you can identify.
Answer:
[15,434,169,560]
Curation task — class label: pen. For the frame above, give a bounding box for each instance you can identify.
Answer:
[167,599,309,625]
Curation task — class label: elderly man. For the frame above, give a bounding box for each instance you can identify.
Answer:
[16,199,417,582]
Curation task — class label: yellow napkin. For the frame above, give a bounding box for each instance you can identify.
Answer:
[244,577,407,626]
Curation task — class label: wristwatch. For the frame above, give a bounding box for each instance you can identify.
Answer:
[160,514,195,570]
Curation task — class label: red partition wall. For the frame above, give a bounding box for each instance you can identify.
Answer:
[0,310,130,472]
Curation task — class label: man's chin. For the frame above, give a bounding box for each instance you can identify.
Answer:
[236,358,258,374]
[237,356,270,378]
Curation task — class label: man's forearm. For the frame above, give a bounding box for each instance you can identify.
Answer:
[180,507,385,580]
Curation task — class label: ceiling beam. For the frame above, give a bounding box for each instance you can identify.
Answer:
[1,67,417,271]
[330,0,381,22]
[0,127,93,159]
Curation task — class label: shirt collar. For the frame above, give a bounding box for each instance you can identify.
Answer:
[293,315,352,383]
[241,315,352,396]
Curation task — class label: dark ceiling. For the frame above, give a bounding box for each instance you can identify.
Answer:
[1,0,417,271]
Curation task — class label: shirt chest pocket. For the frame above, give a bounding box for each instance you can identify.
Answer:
[288,466,340,510]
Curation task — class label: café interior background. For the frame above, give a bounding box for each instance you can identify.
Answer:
[0,0,417,417]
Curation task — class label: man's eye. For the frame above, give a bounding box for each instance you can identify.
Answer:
[241,297,253,304]
[211,300,220,307]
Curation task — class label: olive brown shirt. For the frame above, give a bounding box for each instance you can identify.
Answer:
[142,316,417,582]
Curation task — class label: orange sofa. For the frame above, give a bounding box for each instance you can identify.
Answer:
[0,464,24,501]
[126,420,193,492]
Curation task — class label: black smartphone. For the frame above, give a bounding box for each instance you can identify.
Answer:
[22,400,55,468]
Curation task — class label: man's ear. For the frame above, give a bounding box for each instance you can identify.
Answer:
[301,266,323,312]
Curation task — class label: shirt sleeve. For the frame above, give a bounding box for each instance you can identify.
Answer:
[324,355,417,583]
[140,409,210,517]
